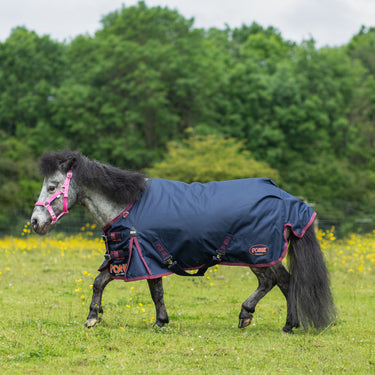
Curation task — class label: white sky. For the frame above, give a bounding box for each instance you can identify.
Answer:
[1,0,374,47]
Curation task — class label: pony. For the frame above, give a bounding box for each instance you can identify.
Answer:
[31,151,335,333]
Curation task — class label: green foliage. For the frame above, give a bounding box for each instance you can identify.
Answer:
[146,130,279,183]
[99,1,194,43]
[0,136,39,231]
[0,2,375,232]
[0,27,66,138]
[44,1,228,168]
[347,26,375,76]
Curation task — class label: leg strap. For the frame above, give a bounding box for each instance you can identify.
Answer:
[154,234,232,277]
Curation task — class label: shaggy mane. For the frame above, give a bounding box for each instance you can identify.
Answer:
[39,151,146,204]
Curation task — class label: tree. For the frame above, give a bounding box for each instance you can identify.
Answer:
[48,2,228,168]
[347,26,375,76]
[146,130,279,183]
[0,27,66,140]
[0,137,39,232]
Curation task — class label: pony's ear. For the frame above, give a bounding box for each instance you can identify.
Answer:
[59,157,76,173]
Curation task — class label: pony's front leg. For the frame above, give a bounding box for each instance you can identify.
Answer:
[85,268,112,328]
[147,278,169,327]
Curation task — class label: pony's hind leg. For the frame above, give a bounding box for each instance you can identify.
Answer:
[238,267,277,328]
[85,268,112,328]
[147,278,169,327]
[272,262,299,333]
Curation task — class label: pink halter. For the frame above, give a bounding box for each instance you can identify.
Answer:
[35,169,73,224]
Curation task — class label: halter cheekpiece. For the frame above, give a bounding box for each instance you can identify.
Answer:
[35,169,73,224]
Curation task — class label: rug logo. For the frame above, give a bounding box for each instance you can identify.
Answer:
[110,263,127,275]
[249,244,269,256]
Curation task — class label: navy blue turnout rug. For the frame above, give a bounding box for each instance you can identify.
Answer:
[99,178,316,282]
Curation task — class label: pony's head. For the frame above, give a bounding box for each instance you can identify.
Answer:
[31,151,79,235]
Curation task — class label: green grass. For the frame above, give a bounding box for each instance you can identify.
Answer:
[0,232,374,374]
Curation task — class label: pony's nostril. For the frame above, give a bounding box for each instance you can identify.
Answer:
[31,218,38,231]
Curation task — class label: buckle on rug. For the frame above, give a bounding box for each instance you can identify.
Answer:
[104,251,128,261]
[164,256,175,267]
[215,249,225,262]
[102,232,123,243]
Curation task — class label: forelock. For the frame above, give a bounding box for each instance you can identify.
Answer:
[39,151,80,177]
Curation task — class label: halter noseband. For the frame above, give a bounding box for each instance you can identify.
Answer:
[35,169,73,224]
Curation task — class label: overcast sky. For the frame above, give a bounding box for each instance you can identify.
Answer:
[1,0,374,48]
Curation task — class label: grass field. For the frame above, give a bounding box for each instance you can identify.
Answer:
[0,224,374,374]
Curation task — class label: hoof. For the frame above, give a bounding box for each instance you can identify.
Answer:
[238,316,252,329]
[153,321,165,329]
[282,326,294,334]
[84,317,100,328]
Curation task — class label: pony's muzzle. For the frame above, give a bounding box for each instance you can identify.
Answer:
[31,208,52,235]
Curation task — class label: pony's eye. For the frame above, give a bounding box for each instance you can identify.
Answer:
[48,186,56,193]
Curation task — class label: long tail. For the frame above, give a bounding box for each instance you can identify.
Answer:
[287,225,336,330]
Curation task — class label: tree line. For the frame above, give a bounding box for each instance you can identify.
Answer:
[1,1,375,235]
